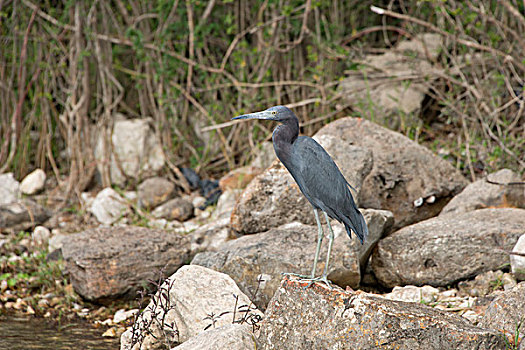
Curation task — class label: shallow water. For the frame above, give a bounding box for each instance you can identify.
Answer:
[0,315,119,350]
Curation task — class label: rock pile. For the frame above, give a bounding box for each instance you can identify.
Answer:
[1,77,523,349]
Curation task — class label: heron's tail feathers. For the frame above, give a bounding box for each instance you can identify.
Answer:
[342,209,368,245]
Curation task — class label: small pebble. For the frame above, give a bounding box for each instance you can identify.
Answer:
[32,226,51,246]
[502,273,517,290]
[113,309,139,324]
[0,280,7,292]
[461,310,480,324]
[192,196,206,208]
[439,289,457,298]
[102,327,117,337]
[38,299,49,307]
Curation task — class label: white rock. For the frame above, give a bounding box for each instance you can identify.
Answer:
[382,285,440,304]
[1,280,7,292]
[440,289,457,298]
[0,173,20,205]
[174,220,201,234]
[20,169,46,195]
[32,226,51,245]
[120,265,263,349]
[95,117,165,186]
[89,188,129,225]
[113,309,139,324]
[123,191,137,202]
[462,310,481,324]
[511,234,525,281]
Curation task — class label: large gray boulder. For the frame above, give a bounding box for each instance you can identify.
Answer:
[61,226,191,302]
[120,265,262,350]
[440,168,525,215]
[315,118,468,230]
[257,276,505,349]
[0,199,51,233]
[479,282,525,349]
[338,33,442,120]
[371,208,525,288]
[231,135,373,234]
[193,209,393,310]
[95,117,165,186]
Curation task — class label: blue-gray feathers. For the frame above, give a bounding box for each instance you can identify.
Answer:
[279,136,368,244]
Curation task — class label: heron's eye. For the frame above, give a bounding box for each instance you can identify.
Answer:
[272,111,277,115]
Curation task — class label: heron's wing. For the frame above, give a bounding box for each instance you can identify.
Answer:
[292,136,368,243]
[292,137,352,207]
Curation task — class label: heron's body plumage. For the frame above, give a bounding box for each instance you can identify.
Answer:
[273,127,368,244]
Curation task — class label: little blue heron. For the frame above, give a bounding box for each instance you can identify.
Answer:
[232,105,368,287]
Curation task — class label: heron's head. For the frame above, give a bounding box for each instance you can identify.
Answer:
[232,105,296,123]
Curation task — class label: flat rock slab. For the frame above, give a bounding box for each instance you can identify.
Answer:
[193,209,393,310]
[441,168,525,215]
[371,208,525,288]
[120,265,262,349]
[257,276,505,350]
[231,136,373,234]
[316,118,468,229]
[61,226,191,302]
[479,282,525,348]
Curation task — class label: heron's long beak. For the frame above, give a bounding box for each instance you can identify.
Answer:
[232,110,275,121]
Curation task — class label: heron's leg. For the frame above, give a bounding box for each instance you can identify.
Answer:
[283,208,332,289]
[311,208,324,278]
[321,211,335,278]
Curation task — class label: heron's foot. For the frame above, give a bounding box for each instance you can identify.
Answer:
[300,275,333,290]
[282,273,334,289]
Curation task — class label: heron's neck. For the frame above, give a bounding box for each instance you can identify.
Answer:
[272,118,299,162]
